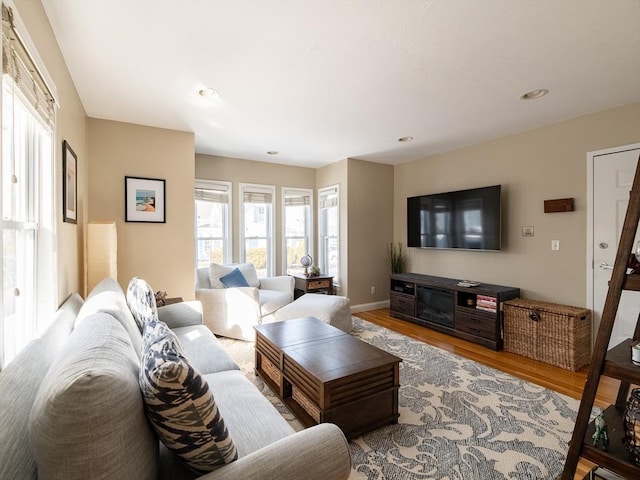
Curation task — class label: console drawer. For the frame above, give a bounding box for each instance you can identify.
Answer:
[390,293,414,316]
[455,311,496,340]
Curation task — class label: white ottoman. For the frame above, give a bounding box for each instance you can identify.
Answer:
[274,293,352,332]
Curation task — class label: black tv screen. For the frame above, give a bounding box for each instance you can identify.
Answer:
[407,185,501,251]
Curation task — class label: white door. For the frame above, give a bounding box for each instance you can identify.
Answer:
[590,144,640,349]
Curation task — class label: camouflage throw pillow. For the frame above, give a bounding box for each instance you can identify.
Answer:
[139,319,237,473]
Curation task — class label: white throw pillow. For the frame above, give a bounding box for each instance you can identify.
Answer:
[208,264,234,289]
[236,263,260,288]
[209,263,260,289]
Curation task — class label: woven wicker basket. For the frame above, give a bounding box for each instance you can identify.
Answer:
[292,386,321,422]
[504,298,591,371]
[261,356,282,385]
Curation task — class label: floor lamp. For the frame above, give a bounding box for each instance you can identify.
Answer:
[86,221,117,295]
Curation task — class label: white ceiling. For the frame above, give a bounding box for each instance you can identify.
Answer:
[41,0,640,168]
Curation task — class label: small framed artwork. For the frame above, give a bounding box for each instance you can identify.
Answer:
[62,140,77,224]
[125,176,166,223]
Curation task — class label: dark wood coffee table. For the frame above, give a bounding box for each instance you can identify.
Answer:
[254,316,401,439]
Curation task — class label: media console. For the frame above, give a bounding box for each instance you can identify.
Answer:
[389,273,520,350]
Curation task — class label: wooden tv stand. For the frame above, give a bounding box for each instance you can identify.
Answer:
[389,273,519,350]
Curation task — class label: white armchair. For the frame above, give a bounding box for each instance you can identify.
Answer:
[195,263,294,341]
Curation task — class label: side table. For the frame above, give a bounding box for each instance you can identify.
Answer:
[160,297,183,306]
[291,274,334,299]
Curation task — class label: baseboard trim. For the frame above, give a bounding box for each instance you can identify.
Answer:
[350,300,389,313]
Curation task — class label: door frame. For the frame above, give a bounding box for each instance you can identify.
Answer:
[586,142,640,346]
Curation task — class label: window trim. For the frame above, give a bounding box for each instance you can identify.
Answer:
[195,179,232,266]
[281,187,313,275]
[317,184,339,285]
[239,183,275,277]
[1,0,57,368]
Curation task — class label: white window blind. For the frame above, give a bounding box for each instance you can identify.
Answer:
[319,186,338,209]
[284,191,311,206]
[195,187,228,204]
[2,4,55,126]
[243,189,273,204]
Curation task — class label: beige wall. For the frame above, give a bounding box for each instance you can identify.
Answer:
[395,102,640,308]
[346,159,394,305]
[14,0,88,305]
[195,154,316,272]
[88,119,195,299]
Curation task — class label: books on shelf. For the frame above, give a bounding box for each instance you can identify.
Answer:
[476,295,497,313]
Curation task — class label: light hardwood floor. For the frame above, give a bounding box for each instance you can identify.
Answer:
[354,308,620,479]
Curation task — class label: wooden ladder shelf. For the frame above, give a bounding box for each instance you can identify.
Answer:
[562,155,640,479]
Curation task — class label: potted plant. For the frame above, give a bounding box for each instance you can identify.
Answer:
[387,242,407,274]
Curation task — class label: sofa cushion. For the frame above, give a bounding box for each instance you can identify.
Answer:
[139,319,238,473]
[209,263,259,289]
[259,289,294,317]
[127,276,160,331]
[29,313,157,480]
[157,370,298,480]
[202,370,296,457]
[220,267,249,288]
[76,277,144,358]
[172,324,240,375]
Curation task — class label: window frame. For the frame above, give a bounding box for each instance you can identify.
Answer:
[281,187,313,275]
[239,183,275,277]
[195,179,232,268]
[317,184,339,285]
[1,0,57,368]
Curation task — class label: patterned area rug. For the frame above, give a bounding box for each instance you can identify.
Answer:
[218,317,585,480]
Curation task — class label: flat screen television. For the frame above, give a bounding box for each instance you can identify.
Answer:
[407,185,501,251]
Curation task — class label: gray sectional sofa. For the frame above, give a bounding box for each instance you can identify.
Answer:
[0,278,351,480]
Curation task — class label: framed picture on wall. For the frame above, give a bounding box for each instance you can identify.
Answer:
[62,140,77,224]
[125,176,166,223]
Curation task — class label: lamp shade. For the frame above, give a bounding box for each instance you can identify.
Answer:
[86,221,117,294]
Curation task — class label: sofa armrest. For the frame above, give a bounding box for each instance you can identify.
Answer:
[196,287,261,340]
[157,300,203,329]
[196,423,351,480]
[259,275,294,294]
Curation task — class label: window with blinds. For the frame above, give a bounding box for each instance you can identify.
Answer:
[1,2,57,368]
[318,185,339,282]
[240,183,275,277]
[282,188,312,275]
[195,180,231,267]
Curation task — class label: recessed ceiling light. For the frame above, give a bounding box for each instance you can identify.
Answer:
[267,151,279,155]
[198,87,219,98]
[398,136,414,142]
[520,89,549,100]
